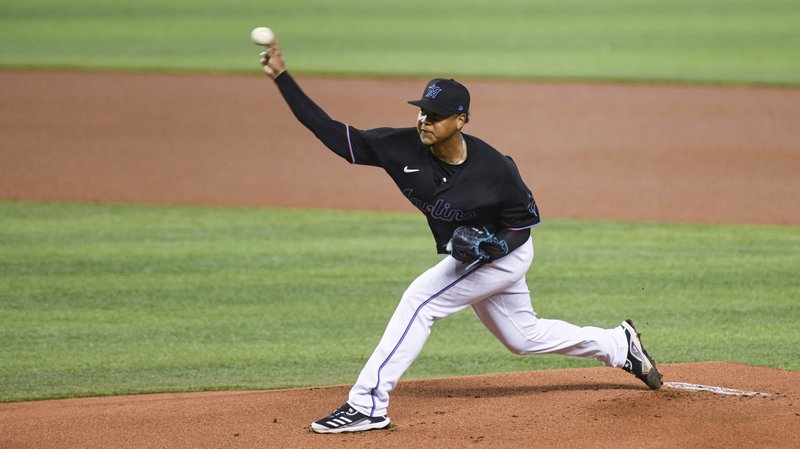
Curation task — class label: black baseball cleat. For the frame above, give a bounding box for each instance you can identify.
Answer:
[620,320,663,390]
[310,403,391,434]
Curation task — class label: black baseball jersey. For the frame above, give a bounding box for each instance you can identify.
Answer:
[275,72,540,255]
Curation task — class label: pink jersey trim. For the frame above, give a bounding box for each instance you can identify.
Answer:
[345,124,356,164]
[506,222,541,231]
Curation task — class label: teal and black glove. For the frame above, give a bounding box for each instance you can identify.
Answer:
[446,226,509,270]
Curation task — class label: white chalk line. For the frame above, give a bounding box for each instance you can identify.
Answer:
[664,381,770,397]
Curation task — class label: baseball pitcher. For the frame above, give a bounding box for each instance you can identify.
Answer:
[258,35,662,434]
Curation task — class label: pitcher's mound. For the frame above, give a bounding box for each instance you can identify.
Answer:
[2,362,798,449]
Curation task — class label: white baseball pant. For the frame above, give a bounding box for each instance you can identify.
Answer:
[348,237,629,417]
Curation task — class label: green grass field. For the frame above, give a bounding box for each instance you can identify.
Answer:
[1,202,798,403]
[1,0,799,84]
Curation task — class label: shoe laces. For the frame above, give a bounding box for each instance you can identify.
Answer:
[330,404,356,417]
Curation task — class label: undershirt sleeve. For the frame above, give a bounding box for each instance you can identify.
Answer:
[486,228,531,261]
[273,71,379,165]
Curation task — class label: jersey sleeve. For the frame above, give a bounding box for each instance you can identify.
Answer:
[499,156,541,230]
[274,72,381,166]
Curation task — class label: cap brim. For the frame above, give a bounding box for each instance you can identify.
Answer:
[407,99,459,116]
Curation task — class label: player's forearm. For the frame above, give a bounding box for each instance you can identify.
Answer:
[273,72,353,160]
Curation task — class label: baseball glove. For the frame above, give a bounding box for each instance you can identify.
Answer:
[446,226,509,270]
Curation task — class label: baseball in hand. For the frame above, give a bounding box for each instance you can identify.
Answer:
[250,27,276,46]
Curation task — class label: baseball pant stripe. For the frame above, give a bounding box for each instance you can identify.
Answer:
[369,266,479,416]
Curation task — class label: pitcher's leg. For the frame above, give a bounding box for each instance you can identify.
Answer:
[349,239,535,417]
[348,257,475,417]
[472,290,628,367]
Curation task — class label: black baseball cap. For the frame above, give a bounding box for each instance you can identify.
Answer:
[407,78,470,117]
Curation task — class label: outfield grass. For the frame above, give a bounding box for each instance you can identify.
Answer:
[1,201,798,403]
[1,0,799,85]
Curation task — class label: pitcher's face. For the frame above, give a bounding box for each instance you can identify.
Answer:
[415,109,465,146]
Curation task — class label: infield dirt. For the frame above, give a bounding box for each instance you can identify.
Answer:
[2,71,799,224]
[1,71,799,448]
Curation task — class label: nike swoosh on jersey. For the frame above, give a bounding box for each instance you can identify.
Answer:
[403,166,420,173]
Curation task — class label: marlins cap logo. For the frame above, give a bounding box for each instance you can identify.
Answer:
[425,83,443,99]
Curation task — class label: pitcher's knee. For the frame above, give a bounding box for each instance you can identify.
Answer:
[499,335,539,355]
[507,345,528,356]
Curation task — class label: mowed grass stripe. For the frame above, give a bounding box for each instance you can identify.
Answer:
[0,0,798,84]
